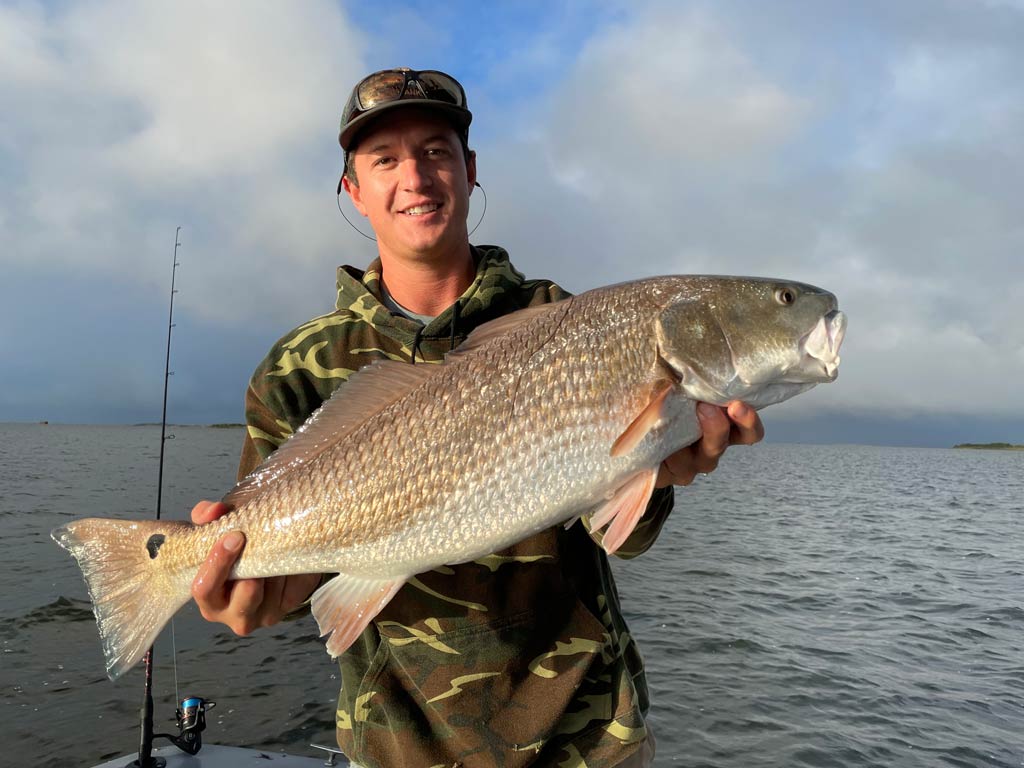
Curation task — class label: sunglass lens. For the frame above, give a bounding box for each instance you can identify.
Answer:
[356,72,408,110]
[415,72,463,105]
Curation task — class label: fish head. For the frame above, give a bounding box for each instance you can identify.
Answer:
[656,277,847,409]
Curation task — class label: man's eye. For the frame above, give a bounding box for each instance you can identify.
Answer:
[426,147,449,157]
[374,157,394,167]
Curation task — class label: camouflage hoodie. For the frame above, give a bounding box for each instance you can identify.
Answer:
[238,246,674,768]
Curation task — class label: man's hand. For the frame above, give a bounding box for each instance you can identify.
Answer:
[190,500,323,636]
[656,401,764,488]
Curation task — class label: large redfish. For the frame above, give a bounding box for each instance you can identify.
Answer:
[53,276,846,680]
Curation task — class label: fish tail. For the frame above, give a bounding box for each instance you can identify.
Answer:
[52,517,193,680]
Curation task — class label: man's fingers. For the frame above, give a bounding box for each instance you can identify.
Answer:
[281,573,323,614]
[191,500,233,525]
[189,528,321,634]
[726,401,765,445]
[694,403,729,471]
[655,463,675,489]
[229,578,267,623]
[255,577,286,626]
[192,530,245,609]
[657,448,698,488]
[657,401,766,490]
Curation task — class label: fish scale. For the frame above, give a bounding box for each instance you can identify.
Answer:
[53,275,846,679]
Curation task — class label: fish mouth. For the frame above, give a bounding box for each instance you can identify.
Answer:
[799,309,846,380]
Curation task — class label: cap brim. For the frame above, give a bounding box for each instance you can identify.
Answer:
[339,100,472,151]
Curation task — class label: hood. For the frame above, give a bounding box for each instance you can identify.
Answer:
[334,245,530,362]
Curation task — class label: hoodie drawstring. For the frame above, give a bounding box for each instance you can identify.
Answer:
[411,298,462,365]
[450,299,462,352]
[410,324,425,366]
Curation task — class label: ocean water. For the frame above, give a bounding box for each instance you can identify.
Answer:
[2,423,1022,767]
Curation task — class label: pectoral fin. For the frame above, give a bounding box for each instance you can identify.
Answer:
[311,574,406,657]
[588,468,657,554]
[610,382,674,458]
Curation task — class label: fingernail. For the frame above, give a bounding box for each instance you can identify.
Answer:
[223,531,244,552]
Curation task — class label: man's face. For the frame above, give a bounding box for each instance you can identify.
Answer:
[343,109,476,265]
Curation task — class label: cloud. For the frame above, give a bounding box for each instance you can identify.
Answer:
[478,0,1024,422]
[548,6,810,184]
[0,3,59,85]
[1,0,365,326]
[2,0,1022,438]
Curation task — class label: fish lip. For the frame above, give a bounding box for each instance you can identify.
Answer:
[796,310,846,381]
[730,309,846,392]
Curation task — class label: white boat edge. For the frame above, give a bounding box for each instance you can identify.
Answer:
[91,743,349,767]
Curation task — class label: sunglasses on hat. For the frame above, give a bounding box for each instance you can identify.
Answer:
[339,68,471,151]
[354,69,465,111]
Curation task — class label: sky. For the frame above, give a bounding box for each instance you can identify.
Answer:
[1,0,1022,447]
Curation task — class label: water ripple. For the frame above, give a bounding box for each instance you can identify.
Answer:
[4,430,1024,766]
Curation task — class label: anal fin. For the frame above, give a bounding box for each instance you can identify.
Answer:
[588,468,658,554]
[311,574,406,657]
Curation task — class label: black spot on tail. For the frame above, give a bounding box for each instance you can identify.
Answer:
[146,534,166,559]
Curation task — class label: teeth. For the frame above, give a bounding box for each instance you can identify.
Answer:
[403,204,439,215]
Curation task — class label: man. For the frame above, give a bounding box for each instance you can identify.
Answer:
[191,68,763,767]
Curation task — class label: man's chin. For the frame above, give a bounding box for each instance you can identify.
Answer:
[386,240,464,265]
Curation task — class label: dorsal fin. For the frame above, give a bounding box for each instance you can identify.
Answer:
[447,300,569,357]
[223,360,439,508]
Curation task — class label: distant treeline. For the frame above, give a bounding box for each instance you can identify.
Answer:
[131,423,245,428]
[953,442,1024,450]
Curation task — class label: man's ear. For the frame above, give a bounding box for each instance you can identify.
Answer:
[341,174,367,217]
[466,149,477,192]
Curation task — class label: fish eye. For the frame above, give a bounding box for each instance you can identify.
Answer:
[775,287,797,306]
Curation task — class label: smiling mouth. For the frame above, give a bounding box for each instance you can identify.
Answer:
[401,203,441,216]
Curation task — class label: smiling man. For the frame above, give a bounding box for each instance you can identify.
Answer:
[342,107,479,316]
[190,68,763,768]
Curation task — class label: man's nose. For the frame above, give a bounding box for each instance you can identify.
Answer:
[399,157,432,189]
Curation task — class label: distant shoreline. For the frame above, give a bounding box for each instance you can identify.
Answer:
[953,442,1024,451]
[128,422,245,428]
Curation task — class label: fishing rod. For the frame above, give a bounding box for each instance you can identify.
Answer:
[129,226,214,768]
